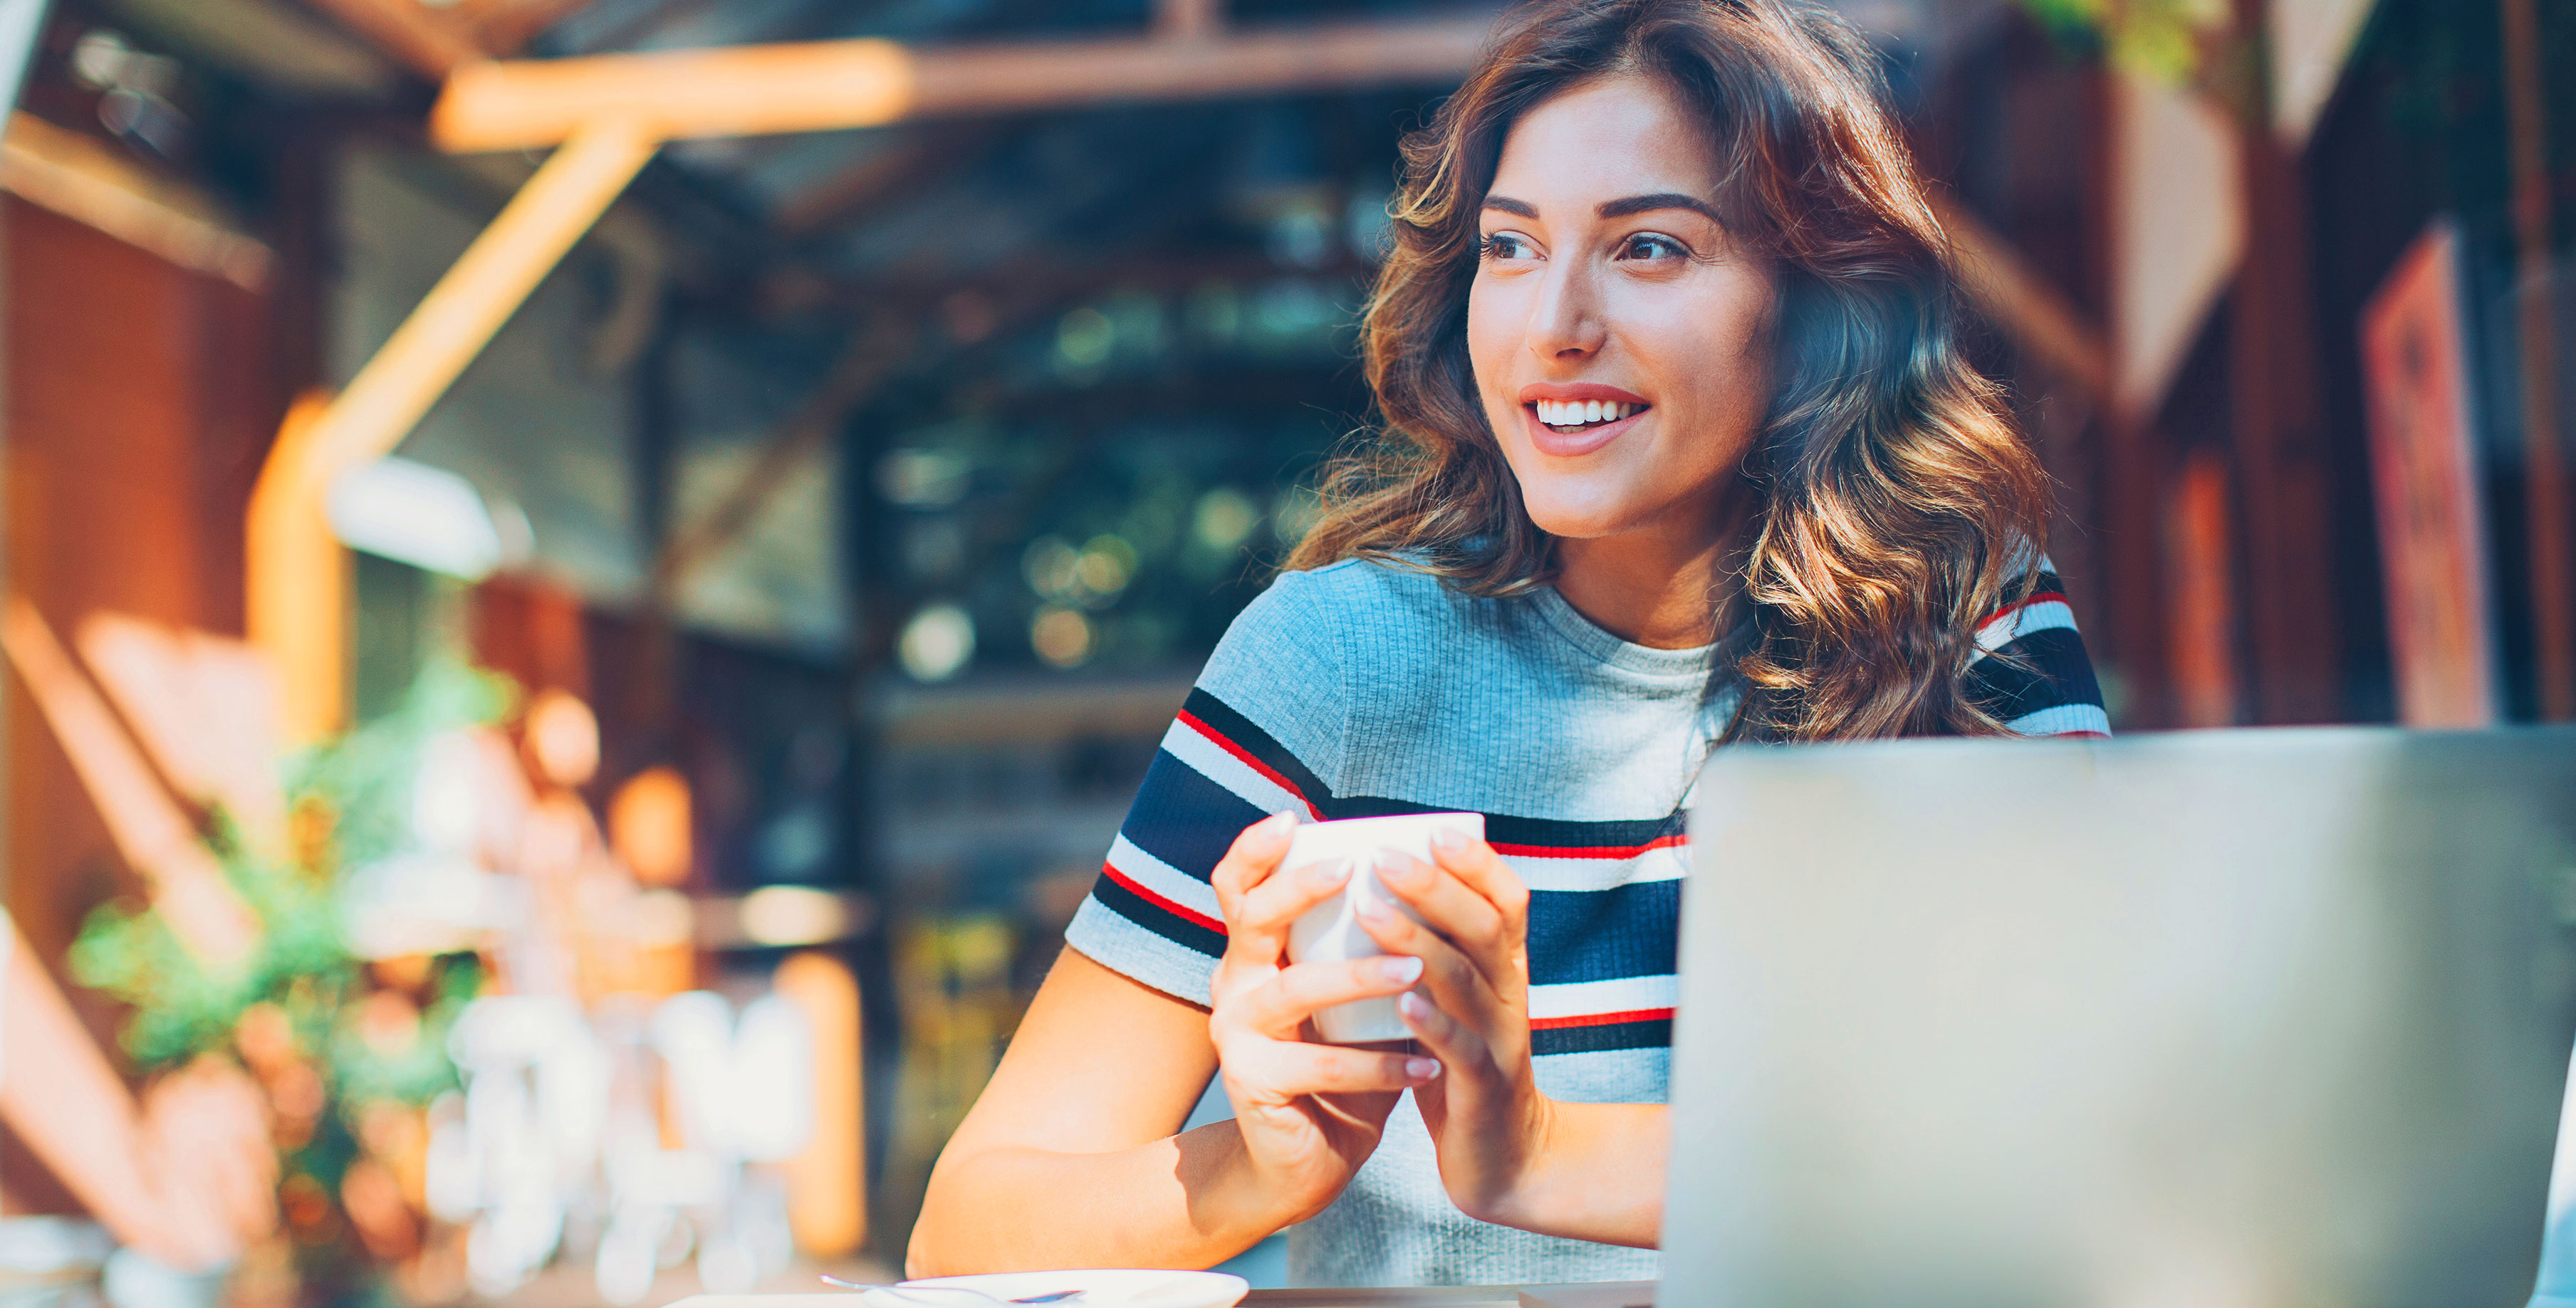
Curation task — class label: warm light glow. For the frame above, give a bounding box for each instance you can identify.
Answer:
[633,889,695,948]
[608,766,693,888]
[524,689,600,788]
[739,886,847,947]
[1031,605,1093,668]
[327,455,507,580]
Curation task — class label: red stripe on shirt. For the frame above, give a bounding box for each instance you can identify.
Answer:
[1100,859,1227,936]
[1176,708,1324,820]
[1980,590,2070,632]
[1530,1006,1674,1031]
[1491,832,1688,861]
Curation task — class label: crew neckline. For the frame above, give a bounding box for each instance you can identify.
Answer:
[1528,585,1720,679]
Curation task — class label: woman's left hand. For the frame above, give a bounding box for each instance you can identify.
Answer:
[1355,828,1553,1228]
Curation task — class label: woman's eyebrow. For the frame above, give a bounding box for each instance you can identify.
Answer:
[1597,192,1721,221]
[1482,195,1539,217]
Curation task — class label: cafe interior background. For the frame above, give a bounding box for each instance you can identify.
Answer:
[0,0,2564,1302]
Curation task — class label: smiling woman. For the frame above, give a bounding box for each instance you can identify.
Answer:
[910,0,2108,1291]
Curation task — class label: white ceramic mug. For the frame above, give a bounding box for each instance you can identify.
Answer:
[1281,812,1486,1043]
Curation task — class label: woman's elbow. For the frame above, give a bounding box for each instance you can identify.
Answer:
[906,1162,970,1277]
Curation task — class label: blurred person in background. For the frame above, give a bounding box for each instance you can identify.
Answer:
[0,913,276,1277]
[917,0,2106,1286]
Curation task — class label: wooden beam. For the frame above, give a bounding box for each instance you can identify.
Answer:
[2501,0,2575,719]
[651,320,909,596]
[301,0,486,79]
[1930,193,2112,404]
[1,598,259,970]
[773,126,999,239]
[247,117,657,741]
[0,113,272,291]
[298,117,658,487]
[459,0,602,56]
[429,16,1496,153]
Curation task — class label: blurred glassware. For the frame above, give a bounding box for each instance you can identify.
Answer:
[0,1217,111,1308]
[97,1249,224,1308]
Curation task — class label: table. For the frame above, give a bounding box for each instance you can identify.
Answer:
[1246,1285,1650,1307]
[1242,1290,1516,1307]
[667,1280,1654,1308]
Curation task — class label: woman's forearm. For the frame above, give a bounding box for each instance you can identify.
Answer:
[909,1119,1290,1276]
[1483,1101,1667,1248]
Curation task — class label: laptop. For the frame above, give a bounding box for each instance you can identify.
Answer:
[1657,726,2576,1308]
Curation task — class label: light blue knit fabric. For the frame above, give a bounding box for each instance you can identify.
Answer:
[1070,560,1721,1287]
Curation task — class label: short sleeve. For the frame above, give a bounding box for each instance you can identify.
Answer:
[1964,555,2112,738]
[1063,567,1350,1006]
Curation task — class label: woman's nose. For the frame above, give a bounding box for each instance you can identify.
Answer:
[1526,261,1606,362]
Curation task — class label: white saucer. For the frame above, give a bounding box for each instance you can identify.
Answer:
[861,1269,1249,1308]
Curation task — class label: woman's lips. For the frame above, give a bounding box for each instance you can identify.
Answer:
[1523,402,1648,457]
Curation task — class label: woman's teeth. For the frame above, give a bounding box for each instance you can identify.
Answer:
[1533,399,1642,430]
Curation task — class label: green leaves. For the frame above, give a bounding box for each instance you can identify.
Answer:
[2015,0,2231,87]
[68,659,513,1075]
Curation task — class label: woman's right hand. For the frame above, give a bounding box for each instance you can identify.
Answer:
[1207,810,1444,1226]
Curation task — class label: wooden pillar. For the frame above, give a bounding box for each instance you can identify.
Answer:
[2085,63,2176,728]
[2228,0,2341,724]
[2501,0,2575,719]
[246,391,345,740]
[776,950,867,1258]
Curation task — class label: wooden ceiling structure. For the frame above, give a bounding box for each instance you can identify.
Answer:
[247,0,1501,740]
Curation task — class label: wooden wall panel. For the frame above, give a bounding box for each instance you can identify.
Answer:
[2,196,278,960]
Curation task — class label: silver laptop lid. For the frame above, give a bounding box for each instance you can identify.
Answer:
[1669,726,2576,1308]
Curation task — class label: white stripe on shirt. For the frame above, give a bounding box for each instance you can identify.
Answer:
[1501,844,1689,893]
[2006,701,2112,736]
[1104,832,1223,922]
[1161,716,1314,817]
[1528,973,1679,1022]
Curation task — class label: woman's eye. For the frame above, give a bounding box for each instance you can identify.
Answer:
[1479,231,1538,262]
[1617,234,1687,261]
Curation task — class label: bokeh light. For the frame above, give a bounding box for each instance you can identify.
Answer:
[1031,606,1094,668]
[898,603,976,681]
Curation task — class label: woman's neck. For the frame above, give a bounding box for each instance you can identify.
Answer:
[1553,522,1737,650]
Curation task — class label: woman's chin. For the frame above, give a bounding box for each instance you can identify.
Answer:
[1523,501,1653,543]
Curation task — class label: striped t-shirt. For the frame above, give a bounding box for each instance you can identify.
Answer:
[1063,556,2107,1287]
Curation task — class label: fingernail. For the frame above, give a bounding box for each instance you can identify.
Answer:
[1432,828,1468,855]
[1303,857,1351,888]
[1354,895,1392,921]
[1398,990,1429,1017]
[1407,1057,1442,1080]
[1380,854,1422,883]
[1377,955,1424,984]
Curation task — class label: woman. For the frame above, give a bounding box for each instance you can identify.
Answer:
[914,0,2107,1286]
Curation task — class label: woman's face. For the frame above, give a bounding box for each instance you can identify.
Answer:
[1466,74,1775,547]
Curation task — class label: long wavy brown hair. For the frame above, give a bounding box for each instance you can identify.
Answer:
[1283,0,2053,742]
